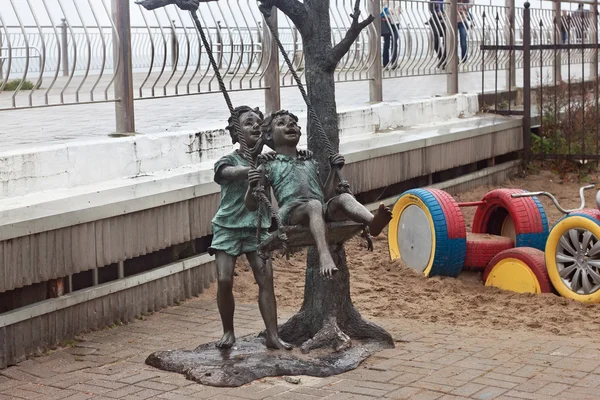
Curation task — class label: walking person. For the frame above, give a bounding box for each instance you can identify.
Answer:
[561,10,569,44]
[381,2,400,68]
[429,0,446,69]
[457,0,472,63]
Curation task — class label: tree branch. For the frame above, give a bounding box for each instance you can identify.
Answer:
[325,0,374,72]
[258,0,309,34]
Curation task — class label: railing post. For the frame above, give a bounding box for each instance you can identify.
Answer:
[216,21,223,70]
[112,0,135,135]
[369,0,383,102]
[61,18,69,77]
[591,1,598,80]
[171,20,178,71]
[0,28,3,81]
[523,2,531,166]
[554,0,562,83]
[506,0,516,88]
[447,0,459,94]
[263,8,280,113]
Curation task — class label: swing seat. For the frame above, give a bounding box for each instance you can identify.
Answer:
[259,221,366,254]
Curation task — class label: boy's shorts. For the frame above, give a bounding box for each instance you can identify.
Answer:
[209,224,268,257]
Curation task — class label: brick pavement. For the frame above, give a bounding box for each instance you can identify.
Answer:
[2,290,600,400]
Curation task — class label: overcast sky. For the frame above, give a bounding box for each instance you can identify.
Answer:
[1,0,585,28]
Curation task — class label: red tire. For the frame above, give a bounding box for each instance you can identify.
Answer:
[472,189,549,251]
[428,189,467,240]
[569,208,600,220]
[464,233,514,269]
[483,247,552,294]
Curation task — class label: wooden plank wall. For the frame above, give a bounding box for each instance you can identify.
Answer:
[0,194,220,294]
[0,261,216,369]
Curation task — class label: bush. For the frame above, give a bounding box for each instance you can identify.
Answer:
[1,79,35,91]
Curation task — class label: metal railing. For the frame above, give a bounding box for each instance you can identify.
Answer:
[1,0,599,134]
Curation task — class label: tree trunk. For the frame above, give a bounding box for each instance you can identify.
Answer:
[277,36,393,353]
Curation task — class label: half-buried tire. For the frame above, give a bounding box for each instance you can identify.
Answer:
[483,247,552,294]
[389,188,466,277]
[464,233,514,270]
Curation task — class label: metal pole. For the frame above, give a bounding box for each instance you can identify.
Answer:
[447,0,459,94]
[263,8,280,113]
[554,0,562,82]
[369,0,383,102]
[61,18,69,77]
[523,2,531,166]
[506,0,516,88]
[591,2,598,80]
[171,20,177,71]
[216,21,223,70]
[112,0,135,135]
[0,27,3,82]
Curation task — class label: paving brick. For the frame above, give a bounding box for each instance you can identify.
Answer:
[389,373,424,386]
[5,387,45,399]
[471,386,508,400]
[134,380,179,392]
[450,382,486,396]
[411,380,455,394]
[551,358,600,372]
[534,382,569,396]
[103,385,144,398]
[472,378,518,390]
[122,388,164,399]
[511,380,551,393]
[502,390,552,400]
[576,373,600,388]
[116,371,163,385]
[410,389,444,400]
[351,368,401,382]
[327,380,389,397]
[384,386,423,399]
[482,373,528,384]
[0,377,22,391]
[69,383,113,395]
[287,387,332,397]
[511,365,545,379]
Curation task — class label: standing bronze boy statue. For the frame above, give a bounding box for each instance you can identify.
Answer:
[209,106,291,350]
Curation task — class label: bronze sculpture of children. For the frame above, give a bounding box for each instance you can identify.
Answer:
[245,110,392,277]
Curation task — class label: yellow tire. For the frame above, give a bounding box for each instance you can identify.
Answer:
[483,248,551,294]
[545,214,600,303]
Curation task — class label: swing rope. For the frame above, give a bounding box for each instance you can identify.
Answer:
[260,7,351,195]
[189,11,287,253]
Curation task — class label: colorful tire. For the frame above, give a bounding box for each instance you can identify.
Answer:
[389,188,466,277]
[545,214,600,303]
[569,208,600,221]
[483,247,552,294]
[472,189,549,251]
[464,233,514,269]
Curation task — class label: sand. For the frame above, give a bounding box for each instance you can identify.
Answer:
[208,169,600,339]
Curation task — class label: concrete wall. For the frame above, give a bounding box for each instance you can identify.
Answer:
[0,94,479,200]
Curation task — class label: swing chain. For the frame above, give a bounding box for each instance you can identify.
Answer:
[190,10,286,249]
[260,8,352,196]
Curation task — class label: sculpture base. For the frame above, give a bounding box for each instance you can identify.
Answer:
[145,335,388,387]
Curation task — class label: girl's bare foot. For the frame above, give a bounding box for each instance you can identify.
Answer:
[369,203,393,236]
[266,335,293,350]
[216,331,236,349]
